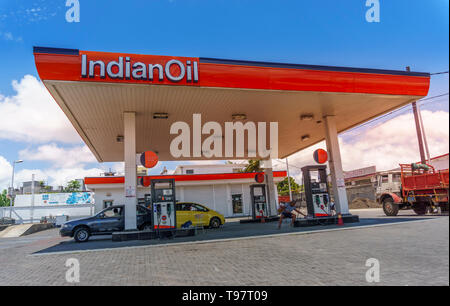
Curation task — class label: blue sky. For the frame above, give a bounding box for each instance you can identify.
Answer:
[0,0,448,189]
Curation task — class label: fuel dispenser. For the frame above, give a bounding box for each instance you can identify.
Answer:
[151,179,176,230]
[301,165,331,218]
[250,184,269,219]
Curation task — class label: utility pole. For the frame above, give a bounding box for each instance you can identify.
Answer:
[285,157,293,201]
[412,101,427,164]
[417,103,431,163]
[407,66,427,165]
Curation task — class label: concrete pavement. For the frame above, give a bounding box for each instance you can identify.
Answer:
[0,209,448,285]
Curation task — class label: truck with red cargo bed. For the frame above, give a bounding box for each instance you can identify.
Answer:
[378,163,449,216]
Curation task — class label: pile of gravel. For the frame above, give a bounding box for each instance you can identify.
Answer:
[349,198,380,209]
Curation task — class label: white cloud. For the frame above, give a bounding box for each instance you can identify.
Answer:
[0,31,23,42]
[0,162,105,192]
[3,32,13,40]
[36,167,104,187]
[19,144,97,168]
[13,168,48,186]
[339,110,449,171]
[0,156,13,190]
[0,75,82,144]
[11,167,105,189]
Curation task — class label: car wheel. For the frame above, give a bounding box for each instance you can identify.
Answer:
[209,217,221,229]
[74,227,90,242]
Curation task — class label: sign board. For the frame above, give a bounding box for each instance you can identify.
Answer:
[81,53,199,86]
[140,151,159,169]
[254,173,265,183]
[14,192,94,207]
[313,149,328,164]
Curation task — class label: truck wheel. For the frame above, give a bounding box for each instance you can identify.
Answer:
[412,202,428,215]
[382,198,399,216]
[74,227,90,242]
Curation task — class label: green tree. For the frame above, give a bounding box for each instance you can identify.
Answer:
[242,160,262,172]
[65,180,81,193]
[277,177,301,196]
[0,189,9,207]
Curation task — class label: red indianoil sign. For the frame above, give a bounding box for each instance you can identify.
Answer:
[34,47,431,96]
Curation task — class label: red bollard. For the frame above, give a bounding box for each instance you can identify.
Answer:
[337,213,344,226]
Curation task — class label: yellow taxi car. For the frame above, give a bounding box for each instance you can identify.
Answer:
[176,202,225,229]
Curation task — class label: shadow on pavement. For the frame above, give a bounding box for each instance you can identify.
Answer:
[33,215,434,255]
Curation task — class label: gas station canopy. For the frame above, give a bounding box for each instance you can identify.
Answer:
[34,47,430,162]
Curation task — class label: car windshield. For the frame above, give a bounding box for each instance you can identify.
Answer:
[97,207,123,218]
[177,203,192,211]
[192,204,208,212]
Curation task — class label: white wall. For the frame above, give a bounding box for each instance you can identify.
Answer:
[0,205,94,224]
[173,164,245,175]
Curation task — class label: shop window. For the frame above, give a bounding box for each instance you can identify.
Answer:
[232,194,243,214]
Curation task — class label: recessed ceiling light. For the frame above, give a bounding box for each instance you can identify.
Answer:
[300,114,314,121]
[232,114,247,121]
[153,113,169,119]
[301,134,310,142]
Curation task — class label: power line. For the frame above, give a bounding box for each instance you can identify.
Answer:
[275,93,448,165]
[419,98,449,107]
[274,159,304,172]
[342,92,449,135]
[431,71,449,76]
[418,92,449,102]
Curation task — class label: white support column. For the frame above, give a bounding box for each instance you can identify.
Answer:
[226,184,232,217]
[323,115,349,215]
[179,186,185,202]
[262,159,277,216]
[124,112,137,230]
[212,185,216,211]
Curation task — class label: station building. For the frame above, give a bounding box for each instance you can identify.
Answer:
[85,164,286,218]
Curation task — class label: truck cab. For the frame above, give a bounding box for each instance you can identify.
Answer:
[375,172,402,198]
